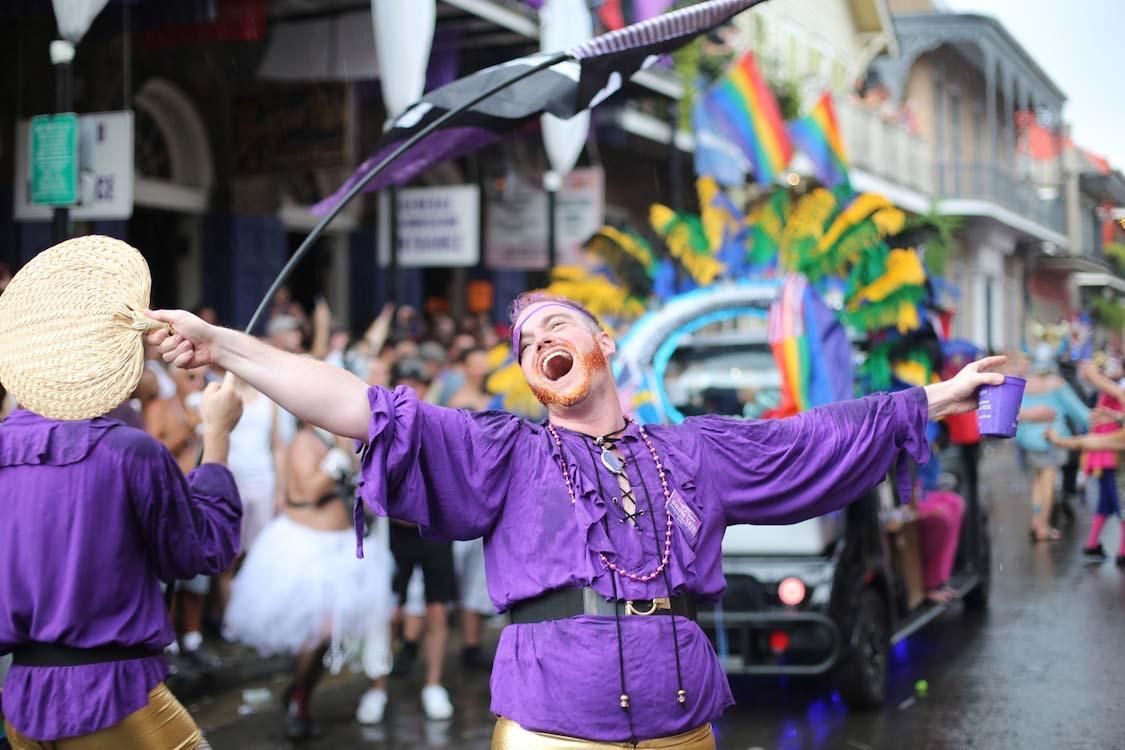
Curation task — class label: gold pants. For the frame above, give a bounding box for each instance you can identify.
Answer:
[5,683,208,750]
[492,718,715,749]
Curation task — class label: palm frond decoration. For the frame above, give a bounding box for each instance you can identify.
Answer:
[697,177,740,251]
[584,226,657,302]
[779,188,838,276]
[546,265,648,321]
[746,188,788,267]
[650,204,726,286]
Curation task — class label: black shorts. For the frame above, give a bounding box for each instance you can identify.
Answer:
[389,523,457,605]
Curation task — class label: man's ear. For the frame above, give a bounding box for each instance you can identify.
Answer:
[598,330,617,357]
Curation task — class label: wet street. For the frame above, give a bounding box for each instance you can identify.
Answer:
[192,445,1125,749]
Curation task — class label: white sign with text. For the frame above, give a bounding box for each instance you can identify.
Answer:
[378,184,480,267]
[14,110,134,220]
[486,166,605,270]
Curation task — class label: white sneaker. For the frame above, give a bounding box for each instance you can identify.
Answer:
[420,684,453,721]
[355,688,388,725]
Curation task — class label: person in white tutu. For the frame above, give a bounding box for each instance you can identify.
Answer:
[224,419,392,740]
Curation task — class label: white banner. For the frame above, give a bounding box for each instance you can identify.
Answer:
[378,184,480,268]
[540,0,592,181]
[14,110,134,221]
[486,166,605,270]
[371,0,435,119]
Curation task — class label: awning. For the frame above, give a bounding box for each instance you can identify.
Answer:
[1080,171,1125,206]
[257,9,378,81]
[1072,272,1125,294]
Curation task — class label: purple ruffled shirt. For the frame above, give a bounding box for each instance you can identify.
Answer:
[356,385,930,742]
[0,410,241,741]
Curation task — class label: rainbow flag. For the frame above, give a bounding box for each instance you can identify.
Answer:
[788,92,850,189]
[767,275,811,416]
[702,51,793,186]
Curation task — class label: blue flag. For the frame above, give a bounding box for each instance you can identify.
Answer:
[692,98,750,188]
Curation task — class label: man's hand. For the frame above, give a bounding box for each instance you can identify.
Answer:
[924,356,1007,420]
[145,309,223,370]
[200,374,243,435]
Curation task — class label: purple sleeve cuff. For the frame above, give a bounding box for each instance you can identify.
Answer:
[186,463,240,508]
[893,387,932,501]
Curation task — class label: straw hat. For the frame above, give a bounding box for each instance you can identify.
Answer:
[0,235,167,420]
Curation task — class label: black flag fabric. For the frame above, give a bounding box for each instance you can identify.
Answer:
[312,0,765,214]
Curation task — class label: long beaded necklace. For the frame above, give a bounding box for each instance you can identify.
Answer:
[546,418,674,583]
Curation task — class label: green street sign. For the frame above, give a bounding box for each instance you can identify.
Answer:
[30,113,78,206]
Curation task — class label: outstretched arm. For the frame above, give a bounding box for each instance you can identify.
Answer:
[147,309,525,541]
[1080,361,1125,403]
[147,310,371,441]
[702,357,1006,526]
[1047,428,1125,452]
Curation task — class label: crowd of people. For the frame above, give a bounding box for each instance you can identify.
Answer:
[1012,342,1125,564]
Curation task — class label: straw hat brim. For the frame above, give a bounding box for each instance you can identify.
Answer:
[0,235,161,421]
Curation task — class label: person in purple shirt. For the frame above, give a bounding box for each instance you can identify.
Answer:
[0,379,244,750]
[148,291,1003,749]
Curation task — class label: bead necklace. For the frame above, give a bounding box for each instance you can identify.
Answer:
[546,418,674,583]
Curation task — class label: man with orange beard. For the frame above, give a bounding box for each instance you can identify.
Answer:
[148,291,1004,750]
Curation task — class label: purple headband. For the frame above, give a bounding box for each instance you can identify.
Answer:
[511,301,600,355]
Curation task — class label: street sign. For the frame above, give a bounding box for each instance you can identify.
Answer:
[15,111,134,220]
[486,166,605,269]
[378,185,481,268]
[30,113,79,206]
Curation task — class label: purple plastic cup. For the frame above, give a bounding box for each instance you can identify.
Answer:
[977,376,1027,438]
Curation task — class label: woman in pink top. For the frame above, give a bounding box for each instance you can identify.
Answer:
[1073,358,1125,563]
[1048,358,1125,565]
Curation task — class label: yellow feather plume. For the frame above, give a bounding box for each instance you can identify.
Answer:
[847,248,926,307]
[650,204,726,286]
[818,193,893,253]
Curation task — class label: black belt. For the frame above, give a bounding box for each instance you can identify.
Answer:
[11,642,163,667]
[509,587,696,624]
[286,492,343,510]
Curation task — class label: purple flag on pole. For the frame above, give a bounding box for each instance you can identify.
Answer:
[312,0,766,214]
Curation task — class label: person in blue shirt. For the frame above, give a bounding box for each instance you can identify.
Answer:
[1015,346,1090,542]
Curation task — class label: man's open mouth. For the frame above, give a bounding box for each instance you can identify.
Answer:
[541,350,575,381]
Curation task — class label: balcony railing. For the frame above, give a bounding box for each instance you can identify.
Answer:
[836,99,1065,236]
[837,98,934,195]
[938,162,1066,235]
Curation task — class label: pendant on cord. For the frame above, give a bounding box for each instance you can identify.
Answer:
[599,444,626,475]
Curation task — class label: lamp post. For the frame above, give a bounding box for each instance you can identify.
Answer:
[49,39,75,244]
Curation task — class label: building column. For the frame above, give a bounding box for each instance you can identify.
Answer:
[933,61,946,196]
[1020,85,1034,181]
[1001,68,1016,197]
[983,48,998,198]
[1053,108,1067,235]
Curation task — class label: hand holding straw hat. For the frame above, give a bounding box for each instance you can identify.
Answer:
[0,236,171,421]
